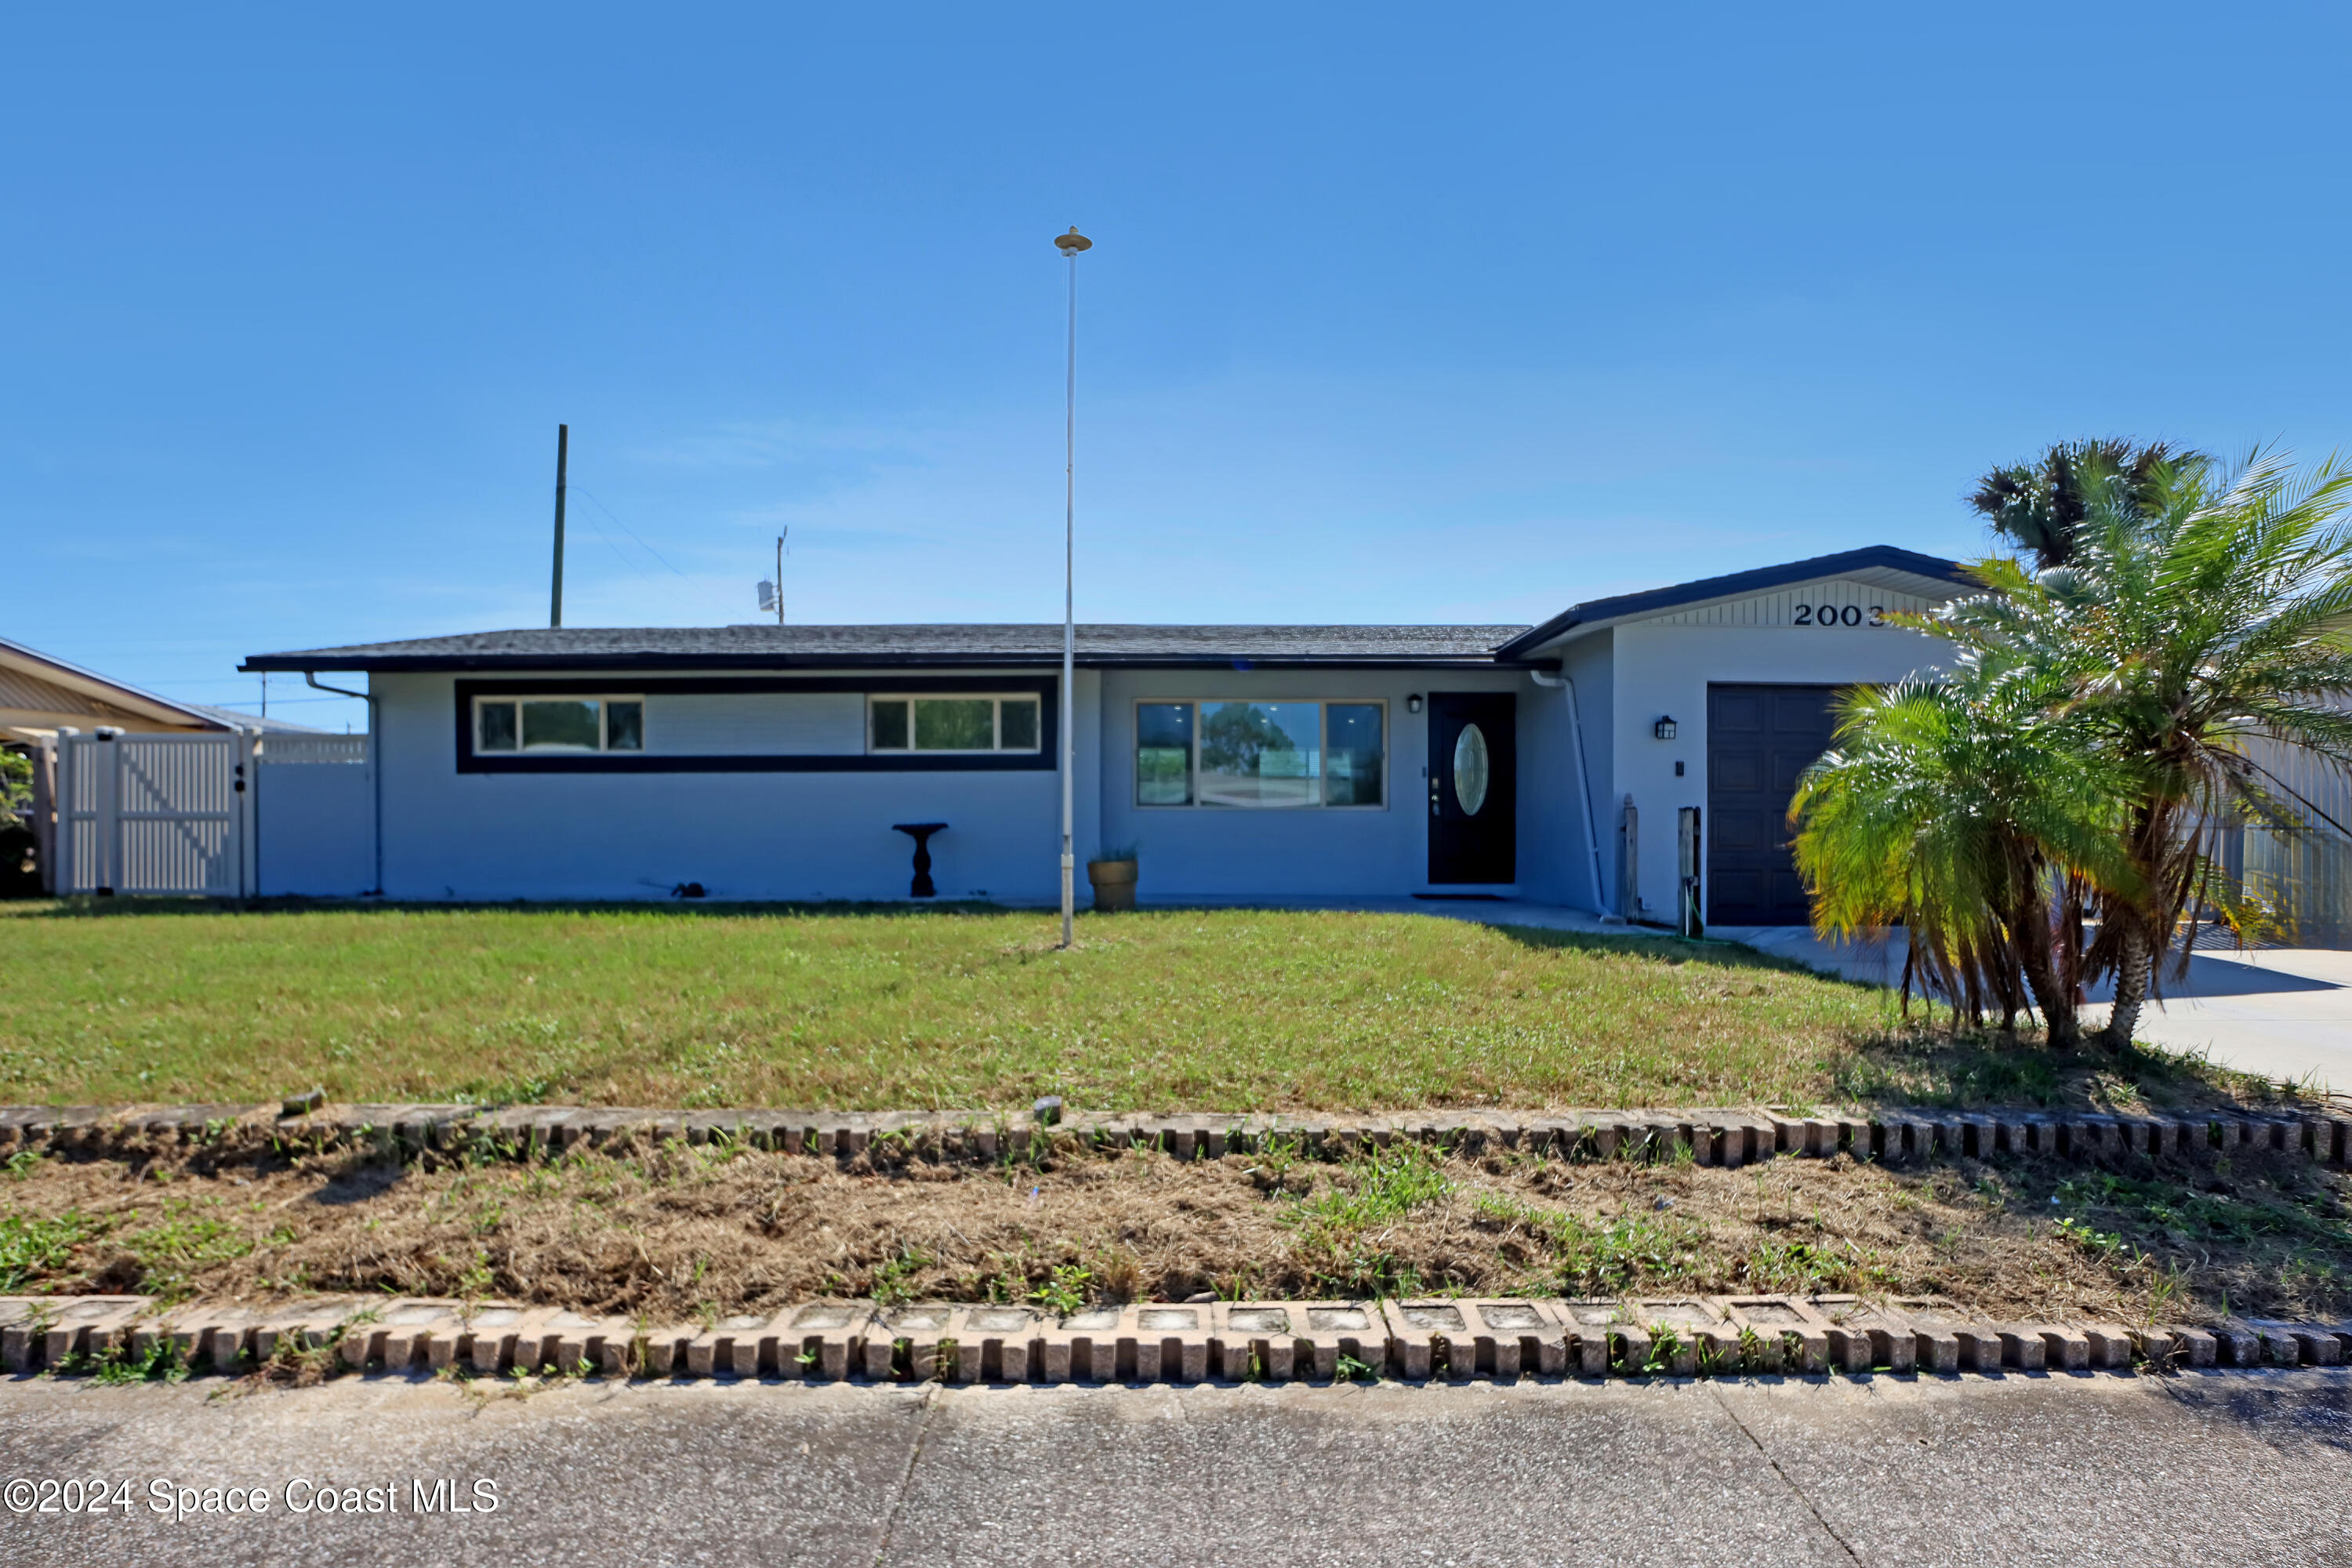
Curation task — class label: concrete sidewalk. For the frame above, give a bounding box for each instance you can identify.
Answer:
[1,1371,2343,1566]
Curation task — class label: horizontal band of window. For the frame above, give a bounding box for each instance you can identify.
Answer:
[456,677,1057,696]
[455,752,1057,775]
[452,678,1058,771]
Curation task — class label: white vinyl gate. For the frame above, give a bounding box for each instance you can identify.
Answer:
[58,730,257,897]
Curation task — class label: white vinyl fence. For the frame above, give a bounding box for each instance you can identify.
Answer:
[2240,727,2352,949]
[252,733,374,896]
[58,730,256,896]
[54,728,376,898]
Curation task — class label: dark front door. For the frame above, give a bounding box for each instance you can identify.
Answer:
[1705,683,1840,924]
[1427,692,1515,884]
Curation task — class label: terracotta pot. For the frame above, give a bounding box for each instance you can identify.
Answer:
[1085,858,1138,912]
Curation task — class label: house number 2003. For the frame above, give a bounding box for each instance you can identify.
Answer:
[1791,604,1886,627]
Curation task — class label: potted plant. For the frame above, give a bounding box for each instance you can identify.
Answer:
[1085,844,1139,912]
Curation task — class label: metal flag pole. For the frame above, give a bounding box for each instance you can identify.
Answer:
[1053,226,1091,949]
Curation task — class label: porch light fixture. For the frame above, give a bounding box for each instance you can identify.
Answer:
[1406,694,1422,713]
[1654,715,1677,741]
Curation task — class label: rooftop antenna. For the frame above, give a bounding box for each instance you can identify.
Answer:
[756,528,787,623]
[550,423,569,628]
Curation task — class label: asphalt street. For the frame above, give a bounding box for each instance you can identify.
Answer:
[0,1369,2346,1566]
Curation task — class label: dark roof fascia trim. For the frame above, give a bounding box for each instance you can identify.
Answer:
[1494,546,1979,661]
[245,653,1537,673]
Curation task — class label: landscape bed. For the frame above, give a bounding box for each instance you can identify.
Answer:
[2,1117,2344,1335]
[0,901,2297,1112]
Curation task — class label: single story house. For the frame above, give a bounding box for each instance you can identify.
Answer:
[239,545,1976,922]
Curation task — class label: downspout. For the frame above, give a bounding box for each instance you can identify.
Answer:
[304,672,383,896]
[1529,663,1611,918]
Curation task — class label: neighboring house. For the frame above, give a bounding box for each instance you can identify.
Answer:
[4,634,245,741]
[238,546,1976,920]
[4,635,332,897]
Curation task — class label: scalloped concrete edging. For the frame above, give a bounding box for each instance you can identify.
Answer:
[3,1292,2344,1385]
[3,1101,2347,1170]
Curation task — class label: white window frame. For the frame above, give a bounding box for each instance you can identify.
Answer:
[866,693,1044,755]
[474,695,645,754]
[1131,698,1388,810]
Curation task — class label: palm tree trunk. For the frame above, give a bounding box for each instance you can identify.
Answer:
[2101,924,2154,1050]
[2005,896,2078,1047]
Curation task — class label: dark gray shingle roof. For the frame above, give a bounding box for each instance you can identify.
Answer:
[241,622,1534,673]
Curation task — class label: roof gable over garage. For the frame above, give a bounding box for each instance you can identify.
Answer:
[1635,575,1946,630]
[1495,546,1975,659]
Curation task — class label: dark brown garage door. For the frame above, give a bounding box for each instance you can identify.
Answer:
[1706,684,1841,926]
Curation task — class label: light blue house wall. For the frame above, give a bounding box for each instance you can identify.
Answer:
[1594,610,1951,920]
[370,670,1102,902]
[245,546,1980,916]
[1560,631,1616,911]
[1096,667,1531,899]
[362,664,1584,905]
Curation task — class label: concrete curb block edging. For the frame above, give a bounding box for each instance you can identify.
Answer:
[2,1102,2345,1170]
[4,1292,2343,1385]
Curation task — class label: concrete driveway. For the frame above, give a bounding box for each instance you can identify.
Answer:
[1713,925,2352,1094]
[0,1371,2343,1566]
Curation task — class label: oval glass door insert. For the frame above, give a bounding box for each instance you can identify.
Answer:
[1453,723,1490,816]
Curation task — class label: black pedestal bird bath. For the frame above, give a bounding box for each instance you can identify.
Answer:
[891,822,947,898]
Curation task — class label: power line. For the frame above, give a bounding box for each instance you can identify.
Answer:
[204,695,355,708]
[572,485,689,577]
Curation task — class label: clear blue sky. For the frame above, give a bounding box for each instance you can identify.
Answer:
[9,3,2351,732]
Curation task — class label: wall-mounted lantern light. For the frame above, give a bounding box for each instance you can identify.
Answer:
[1407,694,1423,714]
[1654,715,1678,741]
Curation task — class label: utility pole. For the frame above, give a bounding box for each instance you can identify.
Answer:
[550,423,569,628]
[1053,227,1091,949]
[776,529,787,625]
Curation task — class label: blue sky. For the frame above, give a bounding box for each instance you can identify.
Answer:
[8,3,2352,732]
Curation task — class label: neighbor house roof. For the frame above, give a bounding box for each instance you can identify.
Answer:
[0,635,234,736]
[241,622,1537,673]
[1494,546,1978,659]
[179,702,332,735]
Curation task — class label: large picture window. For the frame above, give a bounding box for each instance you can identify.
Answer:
[475,695,644,753]
[868,694,1043,753]
[1133,700,1385,808]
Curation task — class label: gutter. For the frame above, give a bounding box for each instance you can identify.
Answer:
[303,673,383,896]
[241,655,1543,674]
[1529,665,1611,918]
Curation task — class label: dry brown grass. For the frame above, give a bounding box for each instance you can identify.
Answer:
[6,1128,2346,1329]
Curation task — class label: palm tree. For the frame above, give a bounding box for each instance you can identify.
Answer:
[1792,664,2137,1044]
[1940,449,2352,1047]
[1968,439,2185,568]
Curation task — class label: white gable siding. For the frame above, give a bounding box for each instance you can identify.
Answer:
[1635,579,1943,630]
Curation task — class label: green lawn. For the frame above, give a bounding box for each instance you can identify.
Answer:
[0,901,2259,1112]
